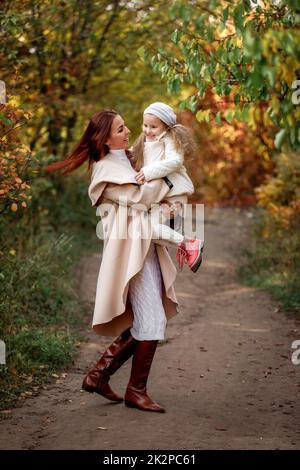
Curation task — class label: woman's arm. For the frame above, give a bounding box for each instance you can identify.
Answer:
[101,178,172,210]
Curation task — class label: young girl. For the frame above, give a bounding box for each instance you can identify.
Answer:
[131,102,204,273]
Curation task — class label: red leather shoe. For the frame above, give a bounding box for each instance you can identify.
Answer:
[176,239,204,273]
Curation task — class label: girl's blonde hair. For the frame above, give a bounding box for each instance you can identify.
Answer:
[131,124,197,171]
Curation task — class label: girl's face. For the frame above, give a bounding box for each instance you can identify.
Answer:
[143,114,167,141]
[106,115,130,150]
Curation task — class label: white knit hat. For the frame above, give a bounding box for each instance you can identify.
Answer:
[143,102,177,127]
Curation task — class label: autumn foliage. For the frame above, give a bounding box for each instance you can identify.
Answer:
[0,102,33,215]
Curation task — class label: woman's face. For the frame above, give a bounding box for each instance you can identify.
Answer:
[106,115,130,150]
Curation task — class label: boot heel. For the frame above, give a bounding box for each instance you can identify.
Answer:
[82,383,95,393]
[124,400,136,408]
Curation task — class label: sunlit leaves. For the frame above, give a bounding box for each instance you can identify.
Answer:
[196,109,211,123]
[0,102,33,215]
[275,129,287,150]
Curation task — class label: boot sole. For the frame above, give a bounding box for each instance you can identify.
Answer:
[82,384,95,393]
[82,385,123,402]
[125,401,165,413]
[190,242,204,273]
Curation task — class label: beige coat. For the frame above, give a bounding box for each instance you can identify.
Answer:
[88,152,179,336]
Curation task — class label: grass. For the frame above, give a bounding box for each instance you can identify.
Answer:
[240,263,300,313]
[238,209,300,315]
[0,173,102,412]
[0,230,95,412]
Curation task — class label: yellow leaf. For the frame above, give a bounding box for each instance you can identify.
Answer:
[196,110,211,123]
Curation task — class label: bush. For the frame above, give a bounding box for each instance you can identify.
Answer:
[240,152,300,313]
[0,209,97,410]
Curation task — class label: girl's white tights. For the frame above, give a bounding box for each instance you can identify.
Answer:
[152,223,184,248]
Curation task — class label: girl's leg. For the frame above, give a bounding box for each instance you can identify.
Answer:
[150,200,185,248]
[151,205,204,272]
[152,222,184,248]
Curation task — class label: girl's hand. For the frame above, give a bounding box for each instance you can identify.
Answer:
[135,170,146,185]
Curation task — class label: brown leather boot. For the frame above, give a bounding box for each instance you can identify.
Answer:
[124,340,165,413]
[82,328,136,402]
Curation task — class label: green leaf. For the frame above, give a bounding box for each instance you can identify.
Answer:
[215,112,222,126]
[0,114,13,126]
[179,101,188,111]
[233,4,244,37]
[171,29,182,45]
[234,108,242,121]
[167,77,181,94]
[184,96,198,113]
[137,46,145,60]
[223,6,229,23]
[177,4,192,22]
[241,105,250,122]
[224,110,234,124]
[274,128,287,150]
[234,94,241,104]
[196,109,211,123]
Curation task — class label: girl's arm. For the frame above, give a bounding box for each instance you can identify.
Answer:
[141,135,184,181]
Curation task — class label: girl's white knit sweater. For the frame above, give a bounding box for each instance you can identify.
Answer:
[141,132,194,198]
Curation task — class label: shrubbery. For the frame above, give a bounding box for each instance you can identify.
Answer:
[240,151,300,312]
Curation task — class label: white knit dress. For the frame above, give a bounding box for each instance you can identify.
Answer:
[129,242,167,341]
[108,149,167,341]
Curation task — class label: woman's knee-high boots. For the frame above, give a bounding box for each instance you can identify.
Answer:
[124,340,165,413]
[82,328,136,402]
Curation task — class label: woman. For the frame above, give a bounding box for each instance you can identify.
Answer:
[46,110,179,413]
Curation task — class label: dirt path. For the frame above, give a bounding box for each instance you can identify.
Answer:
[1,207,299,450]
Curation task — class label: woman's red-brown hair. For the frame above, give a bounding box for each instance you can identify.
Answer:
[45,109,118,175]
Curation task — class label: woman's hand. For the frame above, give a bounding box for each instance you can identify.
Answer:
[135,170,146,185]
[160,200,183,219]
